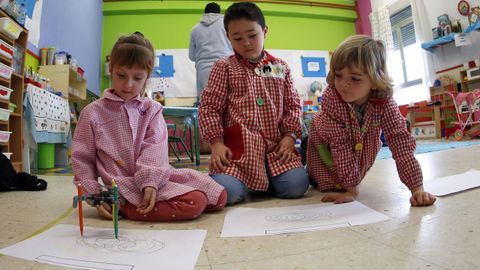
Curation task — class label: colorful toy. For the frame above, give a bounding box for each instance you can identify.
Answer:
[447,89,480,140]
[72,183,120,238]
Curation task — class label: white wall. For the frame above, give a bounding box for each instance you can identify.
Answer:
[372,0,480,79]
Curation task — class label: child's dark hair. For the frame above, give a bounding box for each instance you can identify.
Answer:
[224,2,265,33]
[109,32,155,75]
[205,2,220,13]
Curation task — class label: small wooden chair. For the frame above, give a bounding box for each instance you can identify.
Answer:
[166,121,193,162]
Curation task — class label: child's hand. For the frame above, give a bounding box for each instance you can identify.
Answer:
[274,135,296,163]
[321,187,358,204]
[137,186,157,214]
[410,186,436,206]
[86,199,113,220]
[210,142,233,172]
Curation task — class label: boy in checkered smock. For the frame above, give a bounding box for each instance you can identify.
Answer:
[198,2,309,205]
[307,35,436,206]
[72,32,226,222]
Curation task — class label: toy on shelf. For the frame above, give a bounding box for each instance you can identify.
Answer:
[72,182,120,238]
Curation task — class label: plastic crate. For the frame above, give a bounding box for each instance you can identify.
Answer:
[0,85,12,100]
[0,62,13,79]
[0,38,13,59]
[0,107,11,121]
[0,17,22,40]
[0,130,11,142]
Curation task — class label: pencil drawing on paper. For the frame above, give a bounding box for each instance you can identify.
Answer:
[76,236,166,254]
[265,211,334,223]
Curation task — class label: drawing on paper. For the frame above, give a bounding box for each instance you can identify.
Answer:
[265,211,333,223]
[77,236,166,254]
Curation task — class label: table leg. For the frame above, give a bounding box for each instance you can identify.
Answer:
[192,113,200,166]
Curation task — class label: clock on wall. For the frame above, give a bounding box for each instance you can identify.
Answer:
[458,0,470,16]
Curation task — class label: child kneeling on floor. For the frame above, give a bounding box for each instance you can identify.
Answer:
[72,32,226,221]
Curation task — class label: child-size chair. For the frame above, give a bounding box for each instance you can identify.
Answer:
[166,119,193,162]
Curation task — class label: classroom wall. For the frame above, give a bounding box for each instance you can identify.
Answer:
[101,0,357,92]
[372,0,480,79]
[36,0,103,96]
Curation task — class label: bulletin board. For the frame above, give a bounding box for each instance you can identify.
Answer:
[148,49,329,98]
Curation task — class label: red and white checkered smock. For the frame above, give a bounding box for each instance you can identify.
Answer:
[199,51,304,191]
[307,86,423,191]
[72,89,224,206]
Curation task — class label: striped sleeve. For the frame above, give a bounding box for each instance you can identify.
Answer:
[198,60,229,144]
[382,98,423,190]
[279,62,303,138]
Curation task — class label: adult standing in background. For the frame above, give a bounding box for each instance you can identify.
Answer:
[189,2,233,103]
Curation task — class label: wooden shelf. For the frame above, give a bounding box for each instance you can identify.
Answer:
[461,77,480,85]
[458,70,480,92]
[0,76,9,84]
[0,54,12,64]
[38,65,87,100]
[0,8,27,172]
[11,72,23,79]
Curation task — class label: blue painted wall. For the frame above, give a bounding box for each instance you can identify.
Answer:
[35,0,102,96]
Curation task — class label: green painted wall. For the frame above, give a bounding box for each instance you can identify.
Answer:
[102,0,356,91]
[25,53,39,73]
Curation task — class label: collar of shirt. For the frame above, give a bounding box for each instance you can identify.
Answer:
[103,89,150,117]
[350,102,368,126]
[234,50,276,69]
[103,88,143,105]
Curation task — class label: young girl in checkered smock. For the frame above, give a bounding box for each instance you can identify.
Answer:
[198,2,309,205]
[72,32,226,221]
[307,35,436,207]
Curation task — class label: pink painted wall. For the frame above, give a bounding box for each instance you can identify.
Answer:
[355,0,372,35]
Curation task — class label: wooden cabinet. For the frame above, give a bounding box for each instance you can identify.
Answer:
[459,70,480,93]
[430,84,458,107]
[0,8,27,172]
[38,64,87,101]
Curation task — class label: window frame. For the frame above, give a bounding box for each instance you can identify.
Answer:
[390,6,423,90]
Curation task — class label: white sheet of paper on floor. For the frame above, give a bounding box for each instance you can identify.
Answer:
[423,169,480,196]
[0,224,206,270]
[221,201,390,237]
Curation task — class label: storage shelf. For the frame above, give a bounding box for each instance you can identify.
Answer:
[422,20,480,52]
[0,54,12,64]
[0,8,27,172]
[461,77,480,85]
[0,76,9,84]
[11,72,23,79]
[38,65,87,100]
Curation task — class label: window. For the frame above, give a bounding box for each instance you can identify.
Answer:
[388,5,428,105]
[389,6,423,90]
